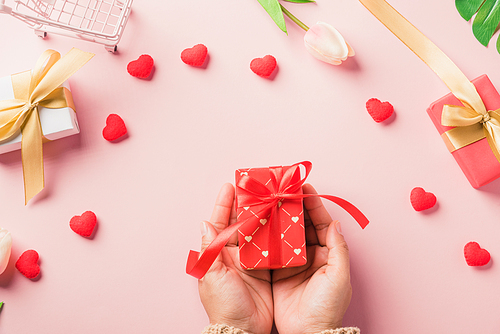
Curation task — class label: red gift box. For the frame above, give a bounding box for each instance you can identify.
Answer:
[235,164,306,270]
[427,75,500,188]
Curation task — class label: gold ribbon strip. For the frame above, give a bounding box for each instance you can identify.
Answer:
[0,48,94,204]
[358,0,500,163]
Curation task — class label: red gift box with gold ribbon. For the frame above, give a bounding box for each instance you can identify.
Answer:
[427,75,500,188]
[359,0,500,189]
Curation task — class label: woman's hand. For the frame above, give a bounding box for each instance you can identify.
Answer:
[272,184,353,334]
[198,183,274,334]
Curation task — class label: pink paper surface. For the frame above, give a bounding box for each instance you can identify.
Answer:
[1,0,500,333]
[427,75,500,188]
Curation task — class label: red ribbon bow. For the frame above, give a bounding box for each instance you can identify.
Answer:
[186,161,369,279]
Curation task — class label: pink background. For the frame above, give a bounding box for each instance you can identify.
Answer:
[1,0,499,332]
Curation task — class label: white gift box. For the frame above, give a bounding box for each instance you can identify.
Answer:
[0,74,79,154]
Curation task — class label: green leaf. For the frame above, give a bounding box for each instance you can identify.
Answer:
[283,0,315,3]
[0,302,3,309]
[472,0,500,46]
[497,32,500,52]
[456,0,485,20]
[456,0,500,52]
[258,0,287,33]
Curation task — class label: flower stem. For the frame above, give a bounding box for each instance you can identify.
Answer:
[280,4,309,31]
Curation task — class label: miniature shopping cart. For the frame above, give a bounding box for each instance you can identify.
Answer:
[0,0,132,52]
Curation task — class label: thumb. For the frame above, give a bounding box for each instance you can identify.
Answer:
[325,221,351,280]
[199,221,225,277]
[200,221,218,253]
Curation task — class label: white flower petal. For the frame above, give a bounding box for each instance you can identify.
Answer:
[0,228,12,275]
[304,22,354,65]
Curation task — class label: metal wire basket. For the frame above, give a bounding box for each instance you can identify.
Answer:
[0,0,133,52]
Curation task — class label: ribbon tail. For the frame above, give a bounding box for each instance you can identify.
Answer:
[358,0,487,115]
[186,202,274,279]
[22,109,44,204]
[484,125,500,164]
[302,194,370,229]
[186,221,244,279]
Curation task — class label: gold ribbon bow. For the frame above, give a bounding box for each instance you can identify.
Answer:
[359,0,500,163]
[0,48,94,204]
[441,104,500,162]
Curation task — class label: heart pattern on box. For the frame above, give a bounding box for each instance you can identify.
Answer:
[262,251,268,257]
[260,219,267,225]
[70,211,97,237]
[294,249,301,255]
[464,242,490,266]
[244,236,252,242]
[291,216,299,223]
[15,250,40,279]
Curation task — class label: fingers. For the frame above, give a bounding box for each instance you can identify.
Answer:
[303,183,333,246]
[226,194,238,247]
[325,221,350,278]
[210,183,235,234]
[304,211,319,246]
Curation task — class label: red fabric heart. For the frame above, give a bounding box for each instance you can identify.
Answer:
[250,55,277,78]
[70,211,97,237]
[410,187,436,211]
[127,54,154,78]
[181,44,208,67]
[464,242,490,266]
[15,250,40,279]
[366,98,394,122]
[103,114,127,141]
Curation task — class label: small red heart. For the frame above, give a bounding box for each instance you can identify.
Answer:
[70,211,97,237]
[464,242,490,266]
[127,54,154,79]
[250,55,277,78]
[366,98,394,122]
[410,187,436,211]
[103,114,127,141]
[16,250,40,279]
[181,44,208,67]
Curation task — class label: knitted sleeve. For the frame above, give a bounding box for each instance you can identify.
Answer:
[318,328,360,334]
[201,324,360,334]
[201,324,247,334]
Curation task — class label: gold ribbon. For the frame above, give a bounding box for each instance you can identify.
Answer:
[0,48,94,204]
[358,0,500,163]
